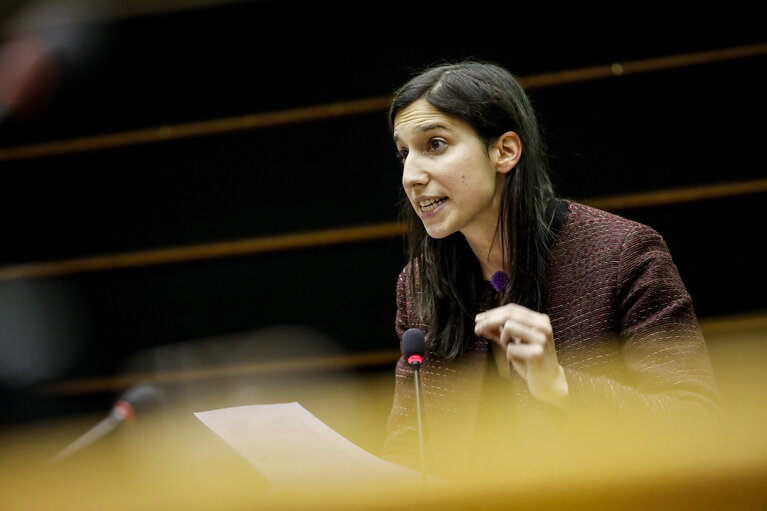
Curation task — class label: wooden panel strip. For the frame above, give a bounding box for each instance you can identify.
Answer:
[520,42,767,89]
[1,42,765,162]
[698,311,767,336]
[579,178,767,211]
[0,221,408,281]
[0,96,392,161]
[2,178,767,281]
[36,309,767,396]
[38,349,402,396]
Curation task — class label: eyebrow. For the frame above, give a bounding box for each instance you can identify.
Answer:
[392,122,451,143]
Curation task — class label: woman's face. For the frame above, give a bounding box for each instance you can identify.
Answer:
[393,98,506,241]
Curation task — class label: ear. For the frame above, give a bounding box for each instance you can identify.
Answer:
[492,131,522,174]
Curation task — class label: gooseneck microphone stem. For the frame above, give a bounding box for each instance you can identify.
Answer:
[402,328,427,487]
[413,366,426,486]
[47,383,164,465]
[47,407,127,465]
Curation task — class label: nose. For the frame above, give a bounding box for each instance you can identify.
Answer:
[402,155,429,189]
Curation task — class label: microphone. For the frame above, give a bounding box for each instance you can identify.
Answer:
[48,383,165,465]
[402,328,426,484]
[403,328,425,369]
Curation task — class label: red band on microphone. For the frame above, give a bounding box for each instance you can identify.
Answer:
[407,354,423,365]
[113,400,135,423]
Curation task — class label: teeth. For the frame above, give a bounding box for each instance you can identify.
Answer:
[419,197,446,212]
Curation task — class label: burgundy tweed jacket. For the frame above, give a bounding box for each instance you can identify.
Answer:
[382,201,721,473]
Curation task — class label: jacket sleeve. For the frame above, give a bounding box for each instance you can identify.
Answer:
[562,223,724,432]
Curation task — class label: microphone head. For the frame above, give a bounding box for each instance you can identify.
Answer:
[402,328,425,368]
[112,383,165,422]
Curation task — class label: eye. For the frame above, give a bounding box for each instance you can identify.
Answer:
[427,138,446,152]
[397,148,409,163]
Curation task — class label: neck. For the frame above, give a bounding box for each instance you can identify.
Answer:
[461,184,507,281]
[462,225,504,281]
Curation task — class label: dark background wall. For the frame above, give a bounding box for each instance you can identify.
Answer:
[0,1,765,426]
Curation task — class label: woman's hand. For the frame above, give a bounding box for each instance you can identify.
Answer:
[475,304,568,408]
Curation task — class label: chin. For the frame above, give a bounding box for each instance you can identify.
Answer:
[423,224,455,240]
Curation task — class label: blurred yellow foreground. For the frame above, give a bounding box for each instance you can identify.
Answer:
[1,327,766,511]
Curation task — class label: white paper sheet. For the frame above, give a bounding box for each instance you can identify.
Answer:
[194,402,420,492]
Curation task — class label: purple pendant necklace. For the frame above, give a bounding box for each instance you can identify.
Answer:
[490,271,509,294]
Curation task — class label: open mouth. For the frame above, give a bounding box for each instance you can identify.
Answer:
[419,197,447,212]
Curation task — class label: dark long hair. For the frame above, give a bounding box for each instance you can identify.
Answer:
[390,60,556,360]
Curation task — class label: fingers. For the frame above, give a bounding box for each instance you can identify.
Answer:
[476,303,550,334]
[498,318,549,349]
[475,303,552,347]
[506,341,544,359]
[476,304,568,408]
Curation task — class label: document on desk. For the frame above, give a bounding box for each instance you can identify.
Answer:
[194,402,419,491]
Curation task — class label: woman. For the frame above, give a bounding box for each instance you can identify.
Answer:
[382,60,721,476]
